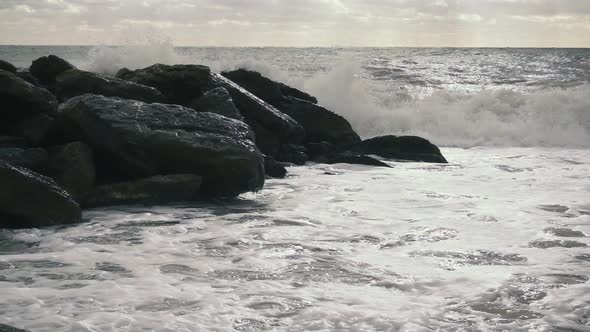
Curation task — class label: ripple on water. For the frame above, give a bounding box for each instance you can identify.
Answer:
[409,250,528,270]
[381,227,459,248]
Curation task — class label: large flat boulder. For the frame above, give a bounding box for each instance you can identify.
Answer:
[29,55,75,87]
[348,135,448,163]
[55,69,167,103]
[0,161,81,229]
[84,174,202,208]
[190,87,243,121]
[0,70,58,123]
[57,94,264,196]
[116,64,211,105]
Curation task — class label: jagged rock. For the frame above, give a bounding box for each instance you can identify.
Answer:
[264,156,287,178]
[277,144,308,165]
[222,69,318,104]
[47,142,95,201]
[0,70,58,123]
[0,136,26,148]
[190,87,243,120]
[0,59,17,73]
[348,135,448,163]
[211,73,305,145]
[116,64,211,105]
[29,55,75,86]
[57,94,264,196]
[322,154,392,168]
[278,97,360,146]
[16,70,41,87]
[0,148,48,172]
[55,69,167,103]
[0,161,81,229]
[15,113,54,146]
[83,174,202,208]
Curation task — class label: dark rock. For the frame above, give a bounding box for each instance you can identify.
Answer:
[323,153,392,168]
[15,113,55,146]
[117,64,211,105]
[277,144,308,165]
[0,70,58,122]
[0,148,48,172]
[0,136,27,148]
[249,120,281,157]
[29,55,75,86]
[544,227,586,238]
[0,59,17,73]
[211,73,305,145]
[47,142,95,201]
[306,141,335,159]
[190,87,243,120]
[84,174,202,208]
[55,69,167,103]
[529,240,587,249]
[222,69,318,104]
[0,161,81,229]
[264,156,287,178]
[279,97,360,146]
[0,324,30,332]
[57,94,264,196]
[348,135,448,163]
[16,70,41,87]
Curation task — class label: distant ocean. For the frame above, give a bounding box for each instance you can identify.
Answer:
[1,45,589,332]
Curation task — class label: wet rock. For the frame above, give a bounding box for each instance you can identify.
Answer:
[0,136,26,148]
[29,55,75,87]
[46,142,95,201]
[529,240,588,248]
[0,59,17,73]
[306,141,335,159]
[249,120,281,157]
[83,174,202,208]
[55,69,167,103]
[322,153,391,168]
[264,156,287,178]
[15,71,41,87]
[0,70,58,122]
[190,87,243,120]
[57,94,264,196]
[348,135,448,163]
[0,148,48,172]
[277,144,308,165]
[116,64,211,105]
[222,68,318,105]
[0,161,81,228]
[14,113,54,146]
[544,227,586,238]
[0,324,30,332]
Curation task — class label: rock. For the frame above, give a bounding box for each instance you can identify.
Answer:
[57,94,264,196]
[306,141,335,159]
[55,69,167,103]
[16,71,41,87]
[15,113,54,146]
[0,136,27,148]
[0,148,48,172]
[278,97,361,146]
[348,135,448,163]
[47,142,95,201]
[0,70,58,122]
[190,87,243,120]
[29,55,75,86]
[0,59,17,73]
[211,73,305,145]
[0,324,30,332]
[83,174,202,208]
[249,120,281,157]
[0,161,81,229]
[322,153,392,168]
[222,69,318,105]
[116,64,211,105]
[277,144,308,165]
[264,156,287,178]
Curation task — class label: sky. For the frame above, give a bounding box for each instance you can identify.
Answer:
[0,0,589,47]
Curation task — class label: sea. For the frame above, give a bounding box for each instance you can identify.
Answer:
[0,45,589,332]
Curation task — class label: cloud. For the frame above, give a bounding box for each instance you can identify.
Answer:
[0,0,588,46]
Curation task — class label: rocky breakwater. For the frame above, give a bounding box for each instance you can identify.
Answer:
[0,55,447,230]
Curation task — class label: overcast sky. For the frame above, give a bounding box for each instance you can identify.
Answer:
[0,0,589,47]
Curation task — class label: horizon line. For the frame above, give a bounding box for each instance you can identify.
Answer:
[1,44,589,49]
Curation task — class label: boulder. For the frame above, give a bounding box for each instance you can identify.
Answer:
[0,59,17,73]
[29,55,75,86]
[15,113,54,146]
[0,161,81,229]
[16,70,41,87]
[322,153,392,168]
[55,69,167,103]
[0,148,48,172]
[0,136,27,148]
[83,174,202,208]
[116,64,211,105]
[211,73,305,145]
[190,87,243,121]
[348,135,448,163]
[0,70,58,123]
[264,156,287,178]
[47,142,95,201]
[57,94,264,196]
[222,69,318,104]
[0,324,30,332]
[277,144,308,165]
[306,141,335,159]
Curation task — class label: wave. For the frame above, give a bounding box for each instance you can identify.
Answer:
[82,44,590,148]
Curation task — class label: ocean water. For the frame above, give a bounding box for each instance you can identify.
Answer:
[0,46,589,331]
